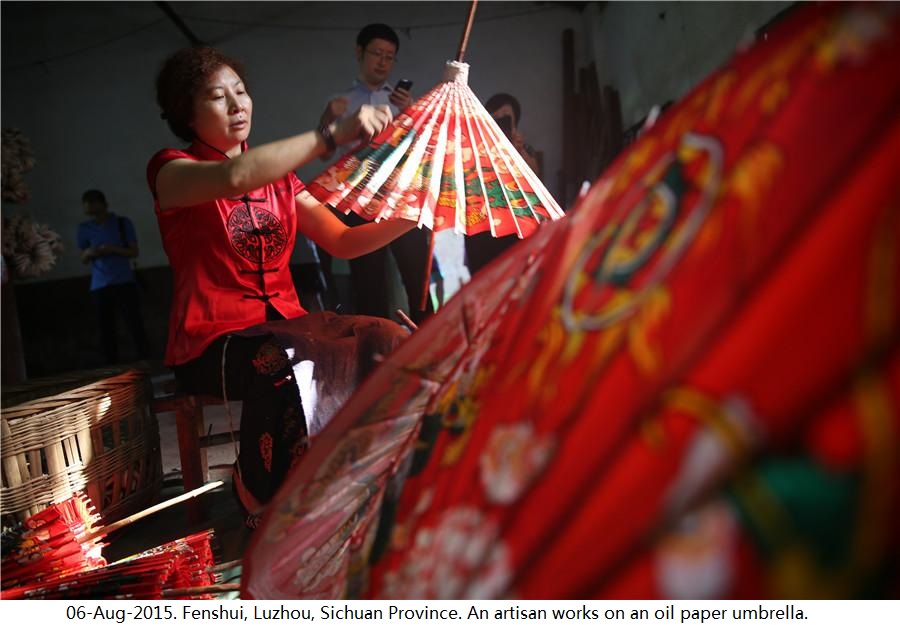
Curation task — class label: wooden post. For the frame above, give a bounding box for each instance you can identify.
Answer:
[1,278,27,384]
[561,28,576,208]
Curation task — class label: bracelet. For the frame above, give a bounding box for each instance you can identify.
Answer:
[318,122,336,153]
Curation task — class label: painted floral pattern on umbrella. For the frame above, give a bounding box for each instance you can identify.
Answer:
[365,2,900,600]
[306,64,563,237]
[377,507,513,600]
[246,2,900,600]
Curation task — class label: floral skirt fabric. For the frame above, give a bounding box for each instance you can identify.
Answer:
[173,311,408,513]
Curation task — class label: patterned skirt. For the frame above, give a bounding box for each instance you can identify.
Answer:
[173,311,408,519]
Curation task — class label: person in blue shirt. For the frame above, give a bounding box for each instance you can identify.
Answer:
[77,189,151,364]
[315,23,435,325]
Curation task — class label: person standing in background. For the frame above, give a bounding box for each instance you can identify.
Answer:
[317,23,435,325]
[77,189,151,363]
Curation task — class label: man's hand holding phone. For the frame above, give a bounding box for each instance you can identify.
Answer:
[389,79,413,110]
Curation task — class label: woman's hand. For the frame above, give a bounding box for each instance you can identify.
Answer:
[319,96,348,127]
[332,104,393,147]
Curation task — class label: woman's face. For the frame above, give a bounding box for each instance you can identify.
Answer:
[191,64,252,154]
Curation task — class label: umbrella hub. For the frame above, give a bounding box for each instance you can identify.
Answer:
[442,61,469,85]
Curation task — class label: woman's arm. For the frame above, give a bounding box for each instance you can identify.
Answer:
[155,105,392,210]
[295,190,417,259]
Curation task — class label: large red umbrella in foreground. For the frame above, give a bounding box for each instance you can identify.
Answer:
[245,2,900,599]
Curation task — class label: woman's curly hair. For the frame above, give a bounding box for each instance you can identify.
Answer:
[155,46,247,142]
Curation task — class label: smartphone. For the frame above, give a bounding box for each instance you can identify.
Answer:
[395,79,413,92]
[495,115,514,140]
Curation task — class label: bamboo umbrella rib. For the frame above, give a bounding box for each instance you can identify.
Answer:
[466,95,543,232]
[452,87,467,234]
[374,88,451,223]
[463,96,527,239]
[468,91,564,219]
[80,481,223,543]
[388,92,449,220]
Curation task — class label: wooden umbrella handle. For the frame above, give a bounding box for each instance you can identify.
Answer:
[456,0,479,62]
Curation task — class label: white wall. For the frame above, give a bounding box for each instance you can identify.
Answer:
[587,1,793,129]
[1,1,587,281]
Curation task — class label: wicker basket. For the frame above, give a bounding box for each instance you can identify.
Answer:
[1,368,162,526]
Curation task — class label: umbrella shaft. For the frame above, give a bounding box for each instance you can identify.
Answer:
[456,0,479,62]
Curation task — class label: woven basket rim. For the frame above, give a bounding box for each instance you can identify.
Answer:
[1,365,151,410]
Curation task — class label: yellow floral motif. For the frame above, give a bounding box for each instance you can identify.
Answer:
[465,208,487,227]
[676,142,717,191]
[440,363,497,467]
[524,311,569,400]
[704,72,738,126]
[663,89,709,144]
[437,192,457,209]
[726,141,785,238]
[815,7,890,71]
[613,137,659,195]
[734,20,827,117]
[626,286,671,375]
[760,79,791,115]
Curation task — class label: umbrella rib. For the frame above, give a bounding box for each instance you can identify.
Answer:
[469,92,562,221]
[458,93,493,236]
[364,86,449,221]
[451,86,467,234]
[421,89,451,229]
[388,87,452,224]
[463,93,529,239]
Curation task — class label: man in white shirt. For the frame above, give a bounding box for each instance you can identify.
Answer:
[316,23,435,325]
[319,24,412,137]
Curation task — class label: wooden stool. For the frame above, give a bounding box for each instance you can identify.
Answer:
[151,392,238,524]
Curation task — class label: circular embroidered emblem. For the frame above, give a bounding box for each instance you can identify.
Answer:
[227,205,288,263]
[561,132,724,332]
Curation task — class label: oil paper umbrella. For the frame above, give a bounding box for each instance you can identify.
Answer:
[0,493,105,590]
[305,1,564,305]
[242,217,563,599]
[1,482,223,598]
[2,530,223,600]
[361,1,900,599]
[248,1,900,600]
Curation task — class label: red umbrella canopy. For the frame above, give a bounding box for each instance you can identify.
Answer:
[306,61,565,239]
[245,1,900,599]
[1,494,105,591]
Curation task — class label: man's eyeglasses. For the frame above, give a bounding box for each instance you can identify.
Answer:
[364,48,397,63]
